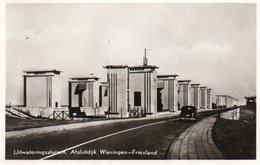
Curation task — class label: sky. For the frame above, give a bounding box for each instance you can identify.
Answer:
[6,3,256,105]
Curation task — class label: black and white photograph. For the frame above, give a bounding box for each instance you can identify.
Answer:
[1,0,257,161]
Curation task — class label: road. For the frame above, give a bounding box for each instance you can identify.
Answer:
[6,115,198,160]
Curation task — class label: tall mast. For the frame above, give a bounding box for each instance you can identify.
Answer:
[143,48,148,66]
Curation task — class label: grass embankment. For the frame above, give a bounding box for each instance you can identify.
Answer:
[6,115,106,132]
[212,109,256,159]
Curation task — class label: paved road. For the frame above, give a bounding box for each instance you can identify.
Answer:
[6,115,196,160]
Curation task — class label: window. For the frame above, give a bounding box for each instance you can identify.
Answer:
[134,92,141,106]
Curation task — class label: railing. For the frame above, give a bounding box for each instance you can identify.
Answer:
[50,111,70,120]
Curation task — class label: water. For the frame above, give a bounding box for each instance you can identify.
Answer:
[220,108,240,120]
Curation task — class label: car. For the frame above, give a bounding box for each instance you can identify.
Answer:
[180,106,199,121]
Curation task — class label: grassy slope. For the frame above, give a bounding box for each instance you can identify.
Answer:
[212,111,256,159]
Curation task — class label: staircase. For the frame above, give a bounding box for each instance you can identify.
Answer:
[5,107,33,119]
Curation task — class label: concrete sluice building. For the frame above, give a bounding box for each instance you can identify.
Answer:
[190,84,200,109]
[216,95,234,108]
[157,75,178,112]
[21,70,64,118]
[177,80,192,109]
[104,64,158,118]
[103,51,160,118]
[68,77,107,117]
[19,53,237,120]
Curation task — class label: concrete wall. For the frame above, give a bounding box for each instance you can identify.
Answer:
[26,76,47,107]
[26,75,61,108]
[174,80,178,111]
[190,87,194,107]
[220,108,240,120]
[178,85,183,109]
[162,81,169,111]
[93,81,100,107]
[18,107,68,119]
[52,75,62,107]
[207,89,212,109]
[80,107,106,116]
[71,83,79,107]
[83,82,99,107]
[99,85,109,109]
[108,68,128,117]
[82,82,94,107]
[150,72,158,115]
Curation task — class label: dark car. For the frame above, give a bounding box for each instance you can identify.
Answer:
[180,106,198,120]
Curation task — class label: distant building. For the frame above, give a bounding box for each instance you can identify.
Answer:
[178,80,192,109]
[157,75,178,112]
[200,86,207,109]
[216,95,234,108]
[226,96,234,107]
[216,95,225,108]
[104,50,158,118]
[23,70,62,108]
[190,84,200,109]
[245,96,256,110]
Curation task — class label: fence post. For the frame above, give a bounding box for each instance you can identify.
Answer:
[121,108,123,118]
[62,111,64,120]
[53,111,55,119]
